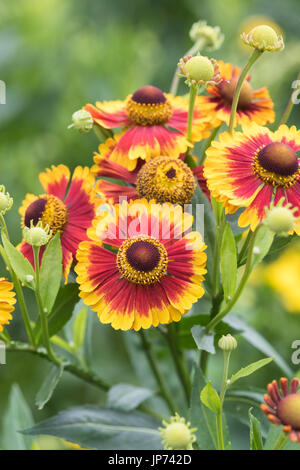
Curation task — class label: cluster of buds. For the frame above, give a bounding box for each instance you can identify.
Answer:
[159,413,197,450]
[0,186,13,215]
[178,53,221,87]
[23,220,52,247]
[241,24,284,52]
[68,109,93,133]
[263,198,299,237]
[189,20,224,51]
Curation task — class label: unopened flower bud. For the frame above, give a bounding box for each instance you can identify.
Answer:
[68,109,93,133]
[189,21,224,51]
[0,186,13,214]
[178,53,221,87]
[218,334,237,352]
[264,198,298,237]
[23,221,52,247]
[241,24,284,52]
[159,413,197,450]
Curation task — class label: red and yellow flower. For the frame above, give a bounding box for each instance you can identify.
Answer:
[197,61,275,127]
[84,85,212,170]
[204,124,300,231]
[19,165,97,282]
[261,377,300,443]
[92,139,210,205]
[75,199,207,331]
[0,278,16,332]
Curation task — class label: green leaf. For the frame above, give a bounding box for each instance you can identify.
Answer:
[2,233,35,288]
[251,225,274,269]
[73,305,88,351]
[225,314,293,377]
[35,363,64,410]
[108,384,154,411]
[189,365,216,449]
[21,406,162,450]
[34,284,79,343]
[200,382,221,415]
[39,232,63,314]
[230,357,274,386]
[191,325,215,354]
[192,181,215,293]
[249,408,263,450]
[1,384,34,450]
[221,223,237,301]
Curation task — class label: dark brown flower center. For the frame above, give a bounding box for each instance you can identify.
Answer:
[165,168,177,179]
[218,77,253,109]
[131,86,166,105]
[25,198,47,227]
[24,195,68,235]
[258,142,298,176]
[277,394,300,429]
[126,240,160,272]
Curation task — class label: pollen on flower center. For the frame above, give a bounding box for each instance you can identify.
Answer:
[218,77,253,109]
[136,156,196,205]
[126,86,172,126]
[116,236,168,285]
[252,142,300,188]
[24,195,68,235]
[277,394,300,429]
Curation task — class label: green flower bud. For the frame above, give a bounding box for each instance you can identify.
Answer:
[264,198,298,237]
[241,24,284,52]
[189,20,224,51]
[218,334,237,352]
[184,55,214,82]
[23,221,52,247]
[68,109,93,133]
[159,413,197,450]
[0,186,13,214]
[178,53,220,88]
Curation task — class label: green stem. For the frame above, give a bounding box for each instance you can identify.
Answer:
[169,39,206,96]
[0,216,35,347]
[6,340,163,420]
[206,226,260,332]
[228,49,263,134]
[278,70,300,127]
[272,430,289,450]
[186,84,198,145]
[211,204,225,300]
[237,229,253,266]
[139,330,177,415]
[198,124,221,165]
[166,324,191,405]
[33,246,60,365]
[216,351,231,450]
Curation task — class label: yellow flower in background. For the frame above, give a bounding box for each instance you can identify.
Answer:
[264,243,300,313]
[0,278,16,331]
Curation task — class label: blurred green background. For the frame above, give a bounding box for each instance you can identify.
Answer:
[0,0,300,450]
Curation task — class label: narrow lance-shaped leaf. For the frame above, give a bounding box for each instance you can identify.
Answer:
[39,232,63,314]
[35,363,64,410]
[249,408,263,450]
[1,232,35,288]
[229,357,274,386]
[221,223,237,301]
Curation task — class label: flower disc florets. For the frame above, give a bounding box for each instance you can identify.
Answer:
[159,413,197,450]
[136,156,196,205]
[23,220,52,247]
[178,53,221,87]
[241,25,284,52]
[189,20,224,51]
[263,198,298,237]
